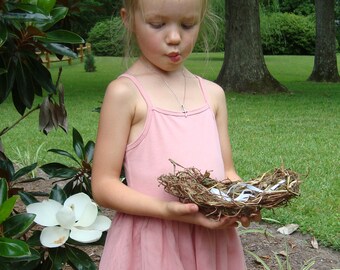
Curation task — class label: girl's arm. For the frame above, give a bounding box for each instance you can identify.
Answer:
[207,81,241,181]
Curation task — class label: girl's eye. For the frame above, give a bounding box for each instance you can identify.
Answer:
[181,23,195,30]
[149,22,164,29]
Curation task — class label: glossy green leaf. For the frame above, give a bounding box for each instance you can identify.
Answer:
[37,30,84,44]
[37,0,56,14]
[0,237,31,258]
[17,60,34,109]
[0,158,15,182]
[66,245,96,270]
[49,247,67,270]
[0,68,7,75]
[13,163,37,181]
[38,7,69,32]
[73,128,85,160]
[43,43,78,58]
[2,12,50,23]
[0,178,8,206]
[85,141,95,163]
[26,230,42,247]
[0,195,19,224]
[3,213,36,238]
[18,191,38,206]
[16,3,44,14]
[48,149,80,165]
[40,163,78,179]
[0,247,40,265]
[0,21,8,47]
[49,184,67,204]
[26,57,56,94]
[12,85,27,115]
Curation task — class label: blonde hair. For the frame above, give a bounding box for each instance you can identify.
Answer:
[121,0,219,59]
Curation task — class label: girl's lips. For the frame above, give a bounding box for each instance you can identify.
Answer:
[167,53,181,63]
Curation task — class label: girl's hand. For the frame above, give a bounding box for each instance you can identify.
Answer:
[163,201,260,229]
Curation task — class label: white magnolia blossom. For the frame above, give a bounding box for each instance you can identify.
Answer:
[27,192,111,248]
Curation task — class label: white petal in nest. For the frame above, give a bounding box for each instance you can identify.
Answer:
[40,226,70,248]
[26,199,62,226]
[70,227,102,243]
[63,192,92,221]
[234,190,255,202]
[210,187,232,201]
[269,179,286,191]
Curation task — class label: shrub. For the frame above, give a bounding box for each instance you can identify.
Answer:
[84,53,96,72]
[260,12,315,55]
[87,18,124,56]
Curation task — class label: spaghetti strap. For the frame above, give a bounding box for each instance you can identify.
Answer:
[119,73,154,109]
[196,76,210,105]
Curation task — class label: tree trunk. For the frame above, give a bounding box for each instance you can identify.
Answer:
[308,0,340,82]
[216,0,287,93]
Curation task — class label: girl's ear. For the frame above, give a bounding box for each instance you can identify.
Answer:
[120,8,130,30]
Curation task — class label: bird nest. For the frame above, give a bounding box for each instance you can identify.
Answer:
[158,159,301,220]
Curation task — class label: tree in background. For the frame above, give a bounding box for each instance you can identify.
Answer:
[308,0,340,82]
[216,0,287,93]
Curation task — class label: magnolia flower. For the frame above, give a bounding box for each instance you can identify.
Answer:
[27,192,111,248]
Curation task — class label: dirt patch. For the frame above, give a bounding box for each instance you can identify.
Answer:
[16,178,340,269]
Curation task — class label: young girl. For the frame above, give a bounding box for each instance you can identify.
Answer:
[92,0,259,269]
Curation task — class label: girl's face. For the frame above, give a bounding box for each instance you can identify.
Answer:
[131,0,202,72]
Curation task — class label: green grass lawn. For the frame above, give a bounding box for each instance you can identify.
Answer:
[1,54,339,250]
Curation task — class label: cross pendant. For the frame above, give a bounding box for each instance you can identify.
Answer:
[181,105,188,118]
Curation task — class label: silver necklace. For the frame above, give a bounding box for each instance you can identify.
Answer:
[161,70,188,117]
[141,59,188,117]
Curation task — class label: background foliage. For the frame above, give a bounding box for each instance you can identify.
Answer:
[260,12,315,55]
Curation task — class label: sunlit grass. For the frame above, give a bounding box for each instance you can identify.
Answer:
[1,54,339,249]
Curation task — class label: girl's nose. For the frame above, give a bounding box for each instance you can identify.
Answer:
[166,26,181,45]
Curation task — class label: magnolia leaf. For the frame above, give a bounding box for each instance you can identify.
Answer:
[0,195,19,224]
[15,3,44,14]
[43,43,78,58]
[0,237,31,258]
[49,247,68,270]
[37,30,84,44]
[72,128,85,160]
[13,163,37,181]
[49,184,67,204]
[18,191,39,206]
[47,149,79,165]
[3,213,36,238]
[40,162,78,179]
[26,57,56,93]
[85,141,95,163]
[0,247,40,265]
[66,245,96,270]
[0,21,8,47]
[37,7,69,32]
[26,230,41,247]
[0,178,8,206]
[2,12,50,23]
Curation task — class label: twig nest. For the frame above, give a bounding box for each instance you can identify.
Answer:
[158,159,301,220]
